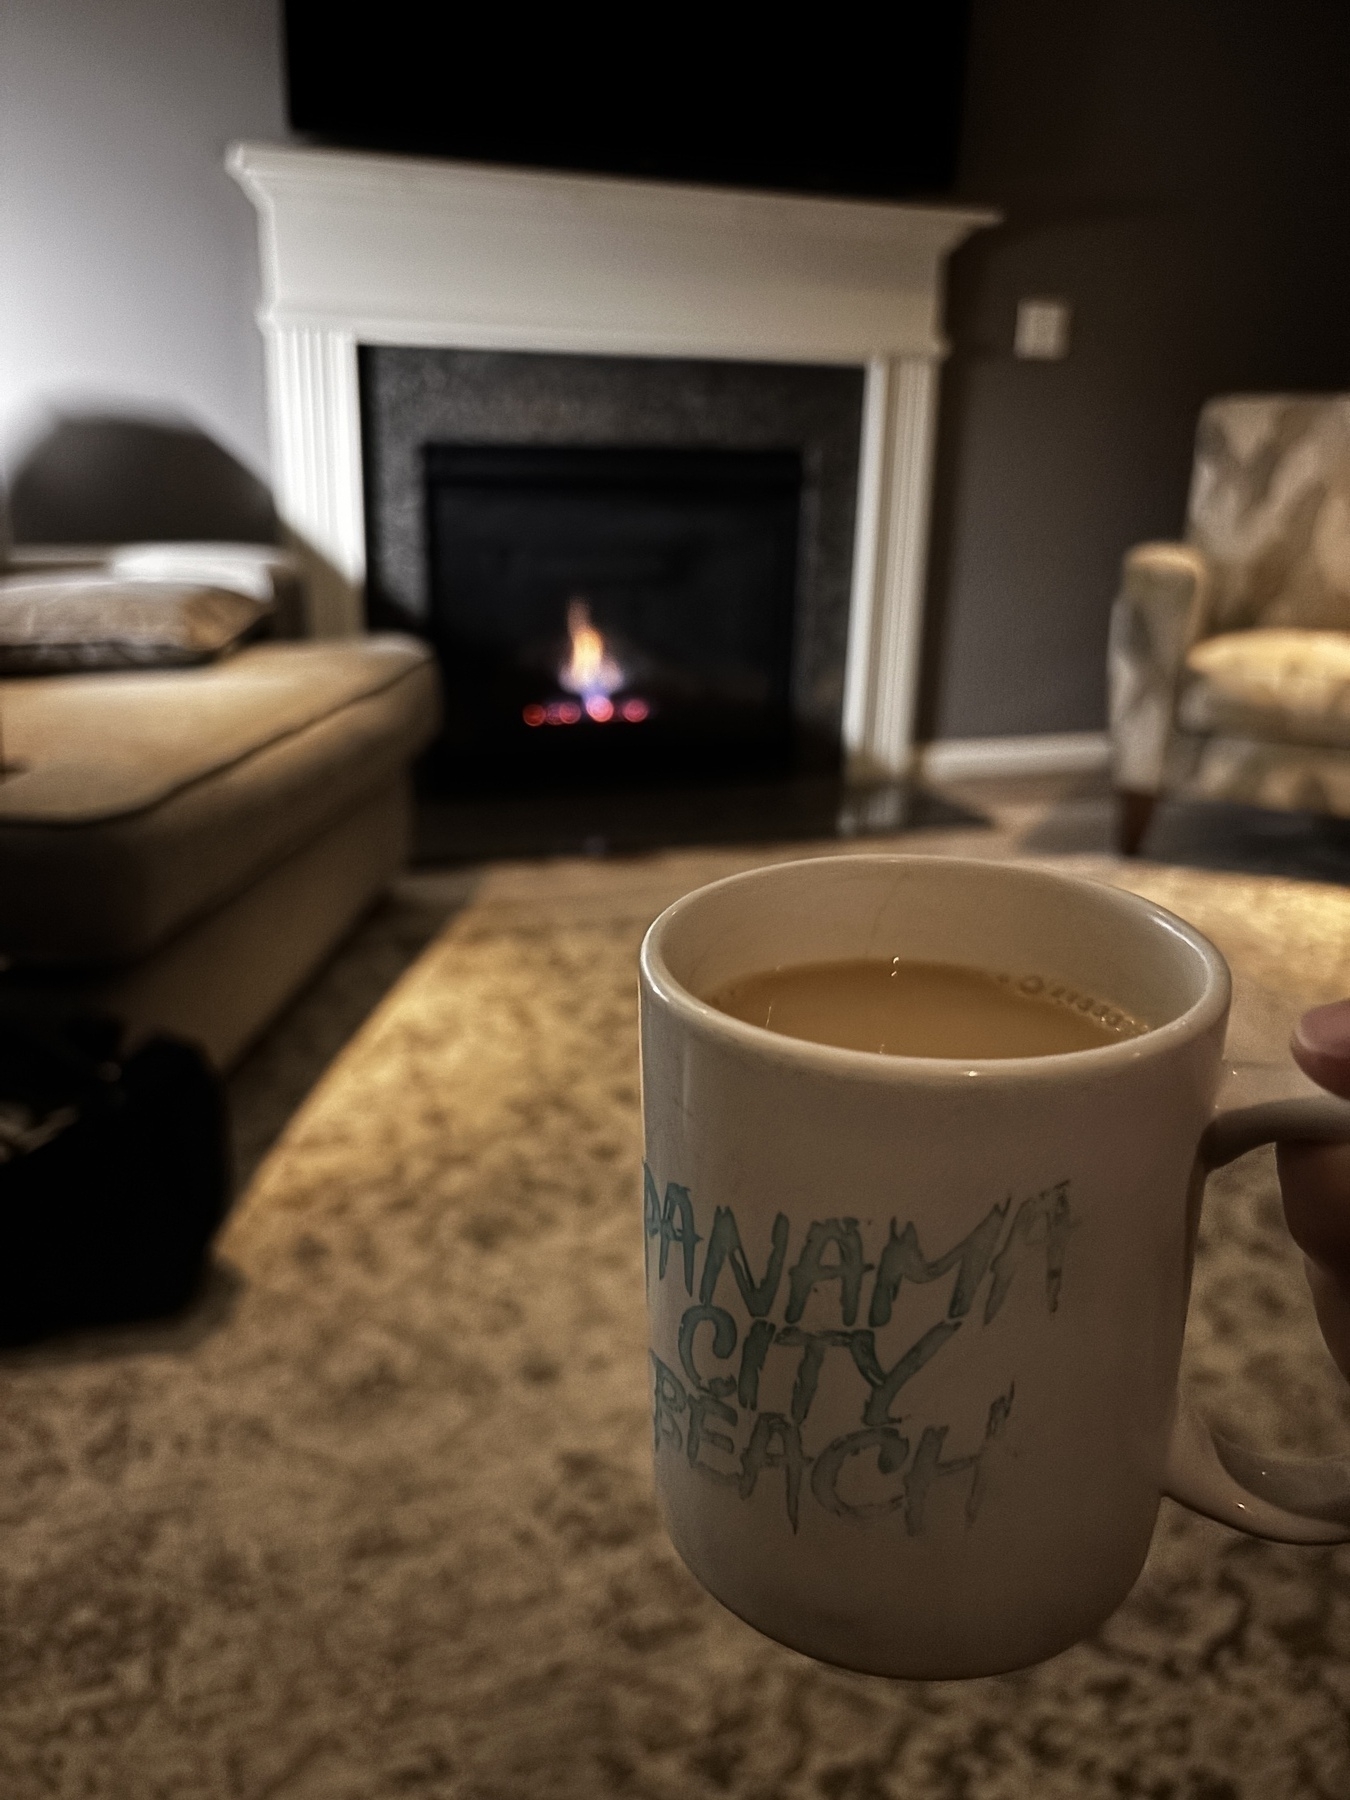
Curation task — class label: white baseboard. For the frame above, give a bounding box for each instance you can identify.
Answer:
[917,731,1111,781]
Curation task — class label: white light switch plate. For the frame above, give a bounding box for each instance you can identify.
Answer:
[1014,298,1072,360]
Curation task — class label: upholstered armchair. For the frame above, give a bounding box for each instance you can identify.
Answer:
[1108,395,1350,854]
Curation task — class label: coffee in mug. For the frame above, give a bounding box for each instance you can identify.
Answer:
[708,957,1148,1058]
[639,855,1350,1679]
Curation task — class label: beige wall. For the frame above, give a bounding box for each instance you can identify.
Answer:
[0,0,288,487]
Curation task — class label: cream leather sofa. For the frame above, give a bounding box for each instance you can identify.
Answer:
[1108,394,1350,854]
[0,548,439,1066]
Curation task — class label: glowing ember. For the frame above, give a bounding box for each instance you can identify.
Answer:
[520,598,653,727]
[521,695,652,726]
[558,598,624,702]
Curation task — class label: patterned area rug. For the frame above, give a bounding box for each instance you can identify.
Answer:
[3,842,1350,1799]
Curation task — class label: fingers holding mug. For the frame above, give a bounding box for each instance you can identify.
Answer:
[1279,999,1350,1382]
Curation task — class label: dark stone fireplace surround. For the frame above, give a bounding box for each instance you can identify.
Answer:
[359,348,865,757]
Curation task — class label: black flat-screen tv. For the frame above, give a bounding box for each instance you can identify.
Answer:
[284,3,970,202]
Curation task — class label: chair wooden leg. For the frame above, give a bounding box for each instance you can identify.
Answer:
[1115,789,1157,857]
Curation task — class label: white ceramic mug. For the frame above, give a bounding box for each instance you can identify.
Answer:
[638,855,1350,1680]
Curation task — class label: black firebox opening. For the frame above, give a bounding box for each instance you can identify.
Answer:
[421,444,807,796]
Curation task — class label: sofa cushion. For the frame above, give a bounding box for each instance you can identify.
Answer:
[1179,628,1350,748]
[0,636,440,965]
[0,575,268,673]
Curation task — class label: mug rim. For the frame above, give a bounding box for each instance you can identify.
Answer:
[639,854,1232,1086]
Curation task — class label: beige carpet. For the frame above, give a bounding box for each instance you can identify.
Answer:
[4,838,1350,1799]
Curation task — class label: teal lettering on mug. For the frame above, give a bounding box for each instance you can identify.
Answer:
[983,1184,1070,1321]
[784,1219,870,1325]
[643,1165,661,1279]
[868,1204,1008,1327]
[651,1340,1018,1535]
[849,1320,962,1427]
[677,1303,738,1397]
[902,1388,1015,1535]
[774,1327,857,1425]
[809,1387,1015,1532]
[646,1177,1069,1532]
[738,1412,807,1531]
[698,1205,789,1315]
[650,1352,687,1452]
[736,1319,775,1409]
[644,1167,1070,1328]
[644,1164,702,1294]
[810,1426,910,1520]
[686,1391,741,1488]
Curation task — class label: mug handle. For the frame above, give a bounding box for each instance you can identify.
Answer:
[1163,1064,1350,1544]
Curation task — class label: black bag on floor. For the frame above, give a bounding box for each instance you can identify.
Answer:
[0,1002,231,1345]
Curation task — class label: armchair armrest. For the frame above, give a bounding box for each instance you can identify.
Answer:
[1108,541,1212,794]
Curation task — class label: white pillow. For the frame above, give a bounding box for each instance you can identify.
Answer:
[106,542,291,605]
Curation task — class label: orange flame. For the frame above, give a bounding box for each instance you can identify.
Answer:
[558,598,624,700]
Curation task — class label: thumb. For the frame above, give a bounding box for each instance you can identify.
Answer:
[1290,1000,1350,1101]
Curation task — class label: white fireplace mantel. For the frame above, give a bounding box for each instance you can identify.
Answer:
[229,142,995,777]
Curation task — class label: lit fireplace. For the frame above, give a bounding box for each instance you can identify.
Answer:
[421,442,804,795]
[522,598,651,729]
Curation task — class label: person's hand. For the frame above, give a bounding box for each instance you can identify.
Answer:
[1278,1000,1350,1380]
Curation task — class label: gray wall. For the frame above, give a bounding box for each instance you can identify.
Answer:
[0,0,287,489]
[921,0,1350,741]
